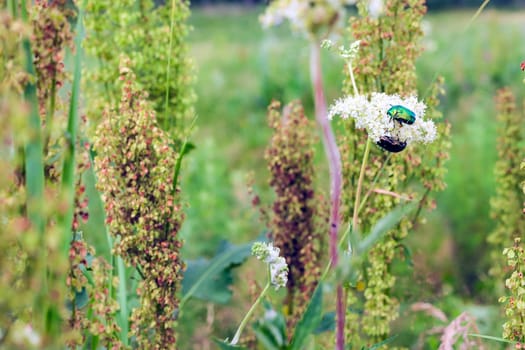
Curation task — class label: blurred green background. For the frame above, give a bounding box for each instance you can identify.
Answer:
[177,5,525,348]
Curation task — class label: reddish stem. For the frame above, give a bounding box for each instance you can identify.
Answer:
[309,42,345,350]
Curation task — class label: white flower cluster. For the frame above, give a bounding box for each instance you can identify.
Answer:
[328,93,437,145]
[252,242,288,290]
[260,0,356,34]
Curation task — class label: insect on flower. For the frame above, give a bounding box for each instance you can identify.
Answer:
[376,135,407,153]
[387,105,416,126]
[328,92,436,153]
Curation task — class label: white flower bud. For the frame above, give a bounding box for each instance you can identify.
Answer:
[252,242,289,290]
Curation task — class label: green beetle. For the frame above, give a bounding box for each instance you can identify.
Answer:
[387,105,416,125]
[376,135,407,153]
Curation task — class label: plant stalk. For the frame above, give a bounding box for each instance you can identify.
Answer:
[164,0,177,131]
[347,60,359,97]
[358,153,391,215]
[231,281,271,345]
[309,41,344,350]
[352,137,371,234]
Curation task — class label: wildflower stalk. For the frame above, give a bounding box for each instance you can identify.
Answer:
[231,273,271,345]
[309,41,344,350]
[20,3,48,332]
[7,0,17,17]
[347,60,359,97]
[44,78,56,153]
[423,0,491,98]
[60,5,83,255]
[358,154,392,214]
[309,42,342,268]
[231,242,288,345]
[164,0,177,131]
[21,1,45,235]
[352,137,371,234]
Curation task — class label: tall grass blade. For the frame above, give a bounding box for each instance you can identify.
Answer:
[116,255,128,344]
[467,334,515,344]
[423,0,491,99]
[21,4,45,234]
[86,153,130,345]
[163,0,177,131]
[289,282,323,350]
[60,2,84,254]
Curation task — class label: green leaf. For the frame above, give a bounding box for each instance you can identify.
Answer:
[362,335,398,350]
[253,326,282,350]
[116,255,128,344]
[60,2,84,255]
[171,117,197,194]
[253,303,287,349]
[22,15,45,235]
[67,287,89,310]
[313,312,335,334]
[83,151,129,346]
[80,159,110,258]
[170,140,195,156]
[213,339,248,349]
[398,243,414,267]
[289,282,323,350]
[181,239,255,306]
[467,333,515,344]
[357,203,416,255]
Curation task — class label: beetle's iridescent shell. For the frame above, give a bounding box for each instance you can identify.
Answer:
[387,105,416,125]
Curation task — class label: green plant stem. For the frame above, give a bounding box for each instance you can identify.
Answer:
[164,0,177,131]
[20,0,47,331]
[60,15,83,252]
[352,137,371,231]
[347,60,359,96]
[358,153,392,215]
[423,0,491,99]
[7,0,16,17]
[231,279,271,345]
[163,116,196,239]
[44,74,57,154]
[341,137,371,249]
[116,256,129,345]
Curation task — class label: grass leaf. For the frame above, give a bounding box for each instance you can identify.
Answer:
[289,282,323,350]
[467,333,515,344]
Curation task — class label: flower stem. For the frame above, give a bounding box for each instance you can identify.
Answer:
[163,0,177,131]
[347,61,359,96]
[230,281,271,345]
[358,153,391,215]
[309,41,344,350]
[351,137,371,236]
[309,42,342,267]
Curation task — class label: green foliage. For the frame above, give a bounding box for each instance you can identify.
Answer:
[2,1,525,348]
[264,100,327,330]
[84,0,195,139]
[253,303,288,349]
[488,88,525,287]
[499,238,525,343]
[288,282,324,350]
[182,239,254,304]
[93,61,185,348]
[339,0,451,344]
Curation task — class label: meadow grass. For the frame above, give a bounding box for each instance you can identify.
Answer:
[176,6,525,347]
[184,5,525,266]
